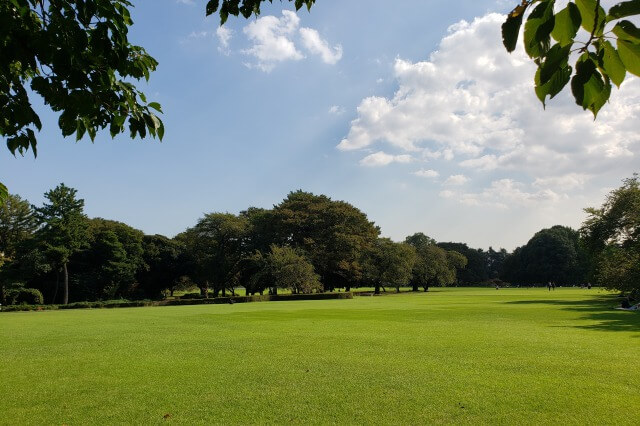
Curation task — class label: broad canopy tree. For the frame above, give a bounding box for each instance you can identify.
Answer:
[581,174,640,294]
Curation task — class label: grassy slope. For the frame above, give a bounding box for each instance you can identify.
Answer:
[1,288,638,425]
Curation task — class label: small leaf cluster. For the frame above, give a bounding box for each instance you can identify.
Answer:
[503,0,640,117]
[0,0,164,159]
[205,0,316,24]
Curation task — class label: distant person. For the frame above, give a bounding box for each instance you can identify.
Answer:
[547,281,552,291]
[551,282,556,291]
[495,284,499,290]
[587,283,592,290]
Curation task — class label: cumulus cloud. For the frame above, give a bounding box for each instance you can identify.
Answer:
[242,11,303,71]
[441,179,563,208]
[444,174,468,185]
[360,151,412,167]
[216,26,232,54]
[299,28,343,64]
[240,11,342,71]
[414,169,439,178]
[338,13,640,205]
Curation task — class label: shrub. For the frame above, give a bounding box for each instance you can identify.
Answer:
[6,288,44,305]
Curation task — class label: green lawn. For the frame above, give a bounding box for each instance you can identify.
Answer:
[1,288,638,424]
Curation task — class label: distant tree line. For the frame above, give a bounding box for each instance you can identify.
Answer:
[1,175,638,305]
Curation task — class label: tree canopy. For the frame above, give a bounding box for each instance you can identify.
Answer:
[581,174,640,294]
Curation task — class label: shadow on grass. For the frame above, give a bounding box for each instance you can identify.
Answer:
[505,295,640,334]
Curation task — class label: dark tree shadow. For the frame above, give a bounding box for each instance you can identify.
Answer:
[505,295,640,334]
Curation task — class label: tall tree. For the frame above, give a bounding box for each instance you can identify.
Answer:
[138,234,185,299]
[273,191,379,291]
[581,174,640,294]
[178,212,248,297]
[502,225,587,285]
[363,238,416,294]
[33,183,88,304]
[0,193,37,260]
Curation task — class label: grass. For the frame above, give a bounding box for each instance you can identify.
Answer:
[1,287,638,424]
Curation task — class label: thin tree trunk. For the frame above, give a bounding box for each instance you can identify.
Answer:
[63,262,69,305]
[374,284,380,295]
[412,284,418,292]
[396,286,400,293]
[52,270,59,304]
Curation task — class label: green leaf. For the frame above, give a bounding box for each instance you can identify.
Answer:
[535,65,572,106]
[148,102,163,113]
[576,0,606,36]
[0,182,8,205]
[551,3,582,47]
[600,40,626,86]
[571,54,611,117]
[540,43,571,85]
[523,1,556,59]
[607,1,640,21]
[612,20,640,43]
[617,39,640,76]
[502,3,528,52]
[206,0,220,16]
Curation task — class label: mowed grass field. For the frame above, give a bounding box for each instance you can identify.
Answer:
[1,288,638,425]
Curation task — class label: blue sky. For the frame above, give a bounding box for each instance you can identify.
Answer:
[2,0,638,250]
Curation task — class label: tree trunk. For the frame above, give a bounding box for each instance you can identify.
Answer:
[52,270,60,304]
[170,288,174,297]
[423,286,429,292]
[345,285,351,292]
[63,262,69,305]
[374,284,380,295]
[222,287,226,297]
[412,284,418,292]
[396,286,400,293]
[273,287,278,295]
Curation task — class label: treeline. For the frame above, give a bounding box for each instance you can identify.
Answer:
[1,174,638,305]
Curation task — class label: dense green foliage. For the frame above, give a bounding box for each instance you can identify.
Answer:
[0,0,163,156]
[581,174,640,294]
[503,225,588,285]
[5,176,640,305]
[503,0,640,117]
[1,288,637,423]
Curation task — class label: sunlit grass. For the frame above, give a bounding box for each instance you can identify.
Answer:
[1,288,638,424]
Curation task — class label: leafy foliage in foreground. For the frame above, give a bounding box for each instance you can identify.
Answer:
[503,0,640,117]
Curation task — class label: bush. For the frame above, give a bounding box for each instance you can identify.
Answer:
[6,288,44,305]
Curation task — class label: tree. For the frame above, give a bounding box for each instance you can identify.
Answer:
[502,0,640,117]
[363,238,416,294]
[32,183,88,304]
[267,245,321,294]
[581,174,640,294]
[0,193,37,260]
[502,225,587,285]
[272,191,379,291]
[72,218,145,300]
[138,234,186,299]
[178,212,248,297]
[437,242,489,285]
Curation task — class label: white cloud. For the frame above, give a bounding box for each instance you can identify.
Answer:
[176,0,194,4]
[328,105,345,115]
[414,169,439,178]
[338,13,640,191]
[216,26,232,54]
[360,151,412,167]
[533,173,591,191]
[242,11,304,72]
[299,28,343,64]
[440,179,563,209]
[240,11,342,72]
[444,174,468,185]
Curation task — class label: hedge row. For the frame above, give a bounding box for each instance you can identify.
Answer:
[0,292,353,312]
